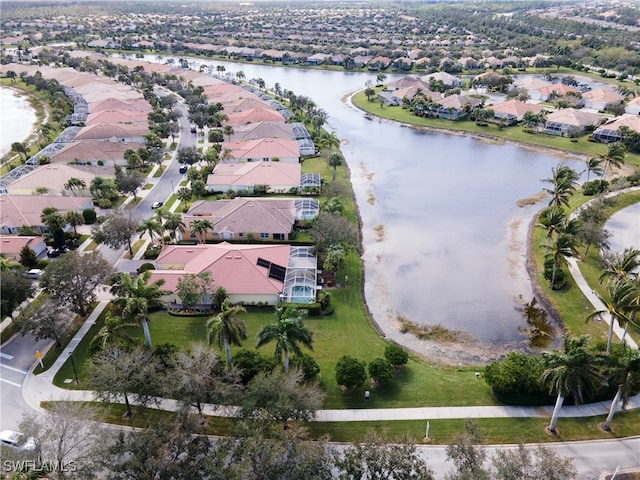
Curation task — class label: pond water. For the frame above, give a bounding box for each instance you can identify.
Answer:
[605,201,640,254]
[0,87,37,157]
[146,55,584,350]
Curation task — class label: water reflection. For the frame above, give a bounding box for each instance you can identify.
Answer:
[0,87,37,157]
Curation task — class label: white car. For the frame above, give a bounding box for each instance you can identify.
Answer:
[151,201,164,209]
[24,268,43,279]
[0,430,36,451]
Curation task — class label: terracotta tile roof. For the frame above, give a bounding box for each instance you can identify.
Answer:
[0,235,46,256]
[185,198,296,236]
[221,138,299,161]
[0,195,93,229]
[491,99,545,117]
[226,108,285,125]
[51,140,144,162]
[223,96,272,113]
[545,108,602,127]
[537,83,581,96]
[207,162,301,189]
[86,109,149,125]
[75,123,149,140]
[5,164,113,195]
[89,98,152,113]
[582,88,625,103]
[595,114,640,133]
[150,243,291,294]
[230,121,294,141]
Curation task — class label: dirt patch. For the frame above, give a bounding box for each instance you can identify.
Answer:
[373,224,385,242]
[517,190,547,207]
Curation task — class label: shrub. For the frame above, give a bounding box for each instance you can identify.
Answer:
[543,258,566,290]
[96,198,112,209]
[208,129,224,143]
[384,344,409,368]
[335,355,366,390]
[368,358,395,384]
[582,179,608,196]
[232,349,277,384]
[82,208,97,224]
[290,353,321,381]
[137,263,156,274]
[484,352,544,396]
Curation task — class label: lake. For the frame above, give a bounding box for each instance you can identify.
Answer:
[0,87,37,158]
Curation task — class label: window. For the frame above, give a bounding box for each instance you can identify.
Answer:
[260,233,269,239]
[273,233,285,240]
[238,232,244,237]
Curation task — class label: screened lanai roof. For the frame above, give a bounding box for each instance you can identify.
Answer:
[300,173,321,188]
[289,122,311,139]
[54,127,82,143]
[294,198,319,220]
[280,246,318,304]
[591,128,622,143]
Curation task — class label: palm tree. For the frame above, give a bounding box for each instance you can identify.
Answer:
[256,306,314,372]
[541,335,602,434]
[599,142,626,180]
[64,177,87,196]
[90,315,137,350]
[223,125,234,141]
[191,219,213,244]
[588,279,635,354]
[601,348,640,431]
[543,163,579,208]
[176,187,192,212]
[544,232,578,290]
[585,156,603,182]
[537,206,565,256]
[111,271,167,349]
[599,248,640,285]
[161,211,186,243]
[207,299,247,370]
[327,152,343,182]
[137,218,164,246]
[64,211,84,235]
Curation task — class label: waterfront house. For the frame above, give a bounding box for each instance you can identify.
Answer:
[226,108,285,125]
[543,108,603,137]
[592,115,640,143]
[219,138,300,164]
[581,89,625,111]
[149,243,318,305]
[4,163,113,196]
[490,99,545,126]
[207,162,302,193]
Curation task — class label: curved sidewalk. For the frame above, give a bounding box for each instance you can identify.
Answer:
[20,296,640,423]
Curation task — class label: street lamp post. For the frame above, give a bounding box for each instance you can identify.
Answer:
[69,352,79,385]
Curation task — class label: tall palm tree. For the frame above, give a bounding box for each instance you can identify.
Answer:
[537,207,565,256]
[207,299,247,370]
[585,156,603,183]
[544,232,578,290]
[599,142,626,180]
[256,306,314,372]
[588,279,635,354]
[622,275,640,343]
[111,271,167,349]
[543,163,579,208]
[327,152,343,182]
[160,211,186,243]
[541,335,602,434]
[137,218,164,246]
[90,315,137,350]
[63,177,87,196]
[601,348,640,431]
[223,125,234,141]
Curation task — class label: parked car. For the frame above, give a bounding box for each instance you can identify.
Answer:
[47,247,68,258]
[151,201,164,209]
[0,430,36,451]
[179,165,188,174]
[24,268,43,279]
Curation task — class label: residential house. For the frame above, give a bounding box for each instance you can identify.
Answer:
[386,75,430,91]
[149,243,318,305]
[4,163,113,195]
[0,194,93,234]
[225,108,285,125]
[512,77,553,101]
[543,108,603,137]
[434,94,481,120]
[207,162,302,193]
[50,140,145,166]
[88,98,152,114]
[368,56,391,70]
[85,109,149,126]
[220,138,300,164]
[73,123,149,143]
[222,97,272,113]
[228,121,295,142]
[421,72,463,87]
[184,197,318,241]
[592,115,640,143]
[490,99,545,126]
[536,83,582,102]
[581,89,625,111]
[377,91,400,106]
[0,235,47,260]
[625,97,640,115]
